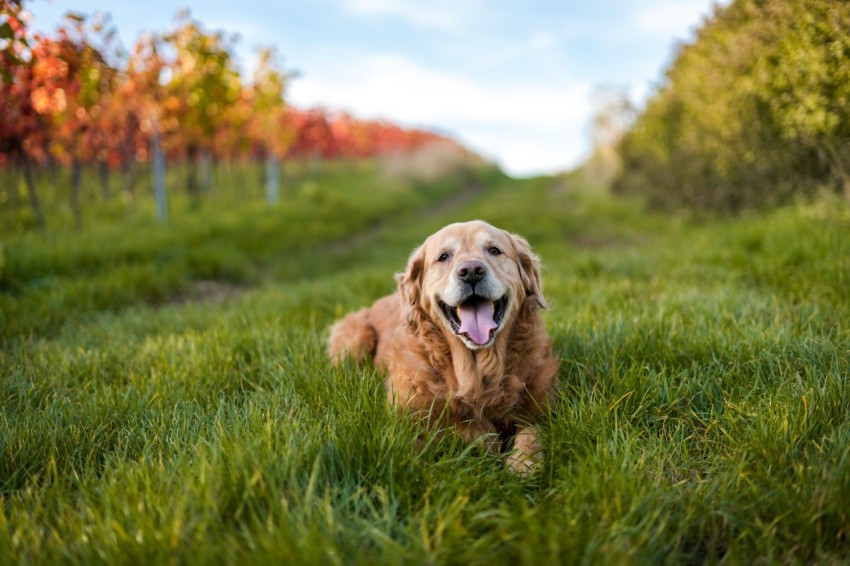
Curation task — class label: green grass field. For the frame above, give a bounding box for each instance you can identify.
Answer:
[2,162,849,564]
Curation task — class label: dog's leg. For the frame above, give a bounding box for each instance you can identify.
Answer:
[456,420,501,454]
[505,425,542,476]
[327,308,377,365]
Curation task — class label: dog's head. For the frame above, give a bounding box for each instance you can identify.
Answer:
[398,220,546,350]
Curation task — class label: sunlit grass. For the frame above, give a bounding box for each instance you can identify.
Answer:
[1,166,849,563]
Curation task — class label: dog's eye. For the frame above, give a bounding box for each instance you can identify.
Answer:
[488,246,502,256]
[437,253,450,262]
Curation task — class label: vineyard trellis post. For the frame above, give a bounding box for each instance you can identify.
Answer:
[151,126,167,222]
[266,154,280,205]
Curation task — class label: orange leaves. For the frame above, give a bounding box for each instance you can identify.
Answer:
[30,86,51,113]
[163,94,181,112]
[157,12,241,155]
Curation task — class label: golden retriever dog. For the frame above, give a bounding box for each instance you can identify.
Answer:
[328,220,558,474]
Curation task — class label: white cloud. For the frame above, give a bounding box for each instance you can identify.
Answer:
[461,126,589,177]
[289,54,592,176]
[528,32,558,51]
[635,0,721,37]
[333,0,480,32]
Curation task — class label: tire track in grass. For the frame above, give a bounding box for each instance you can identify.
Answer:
[164,183,486,307]
[319,183,485,255]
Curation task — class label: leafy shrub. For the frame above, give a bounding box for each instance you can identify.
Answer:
[614,0,850,211]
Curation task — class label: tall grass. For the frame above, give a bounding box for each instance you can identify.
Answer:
[0,159,499,339]
[1,165,848,564]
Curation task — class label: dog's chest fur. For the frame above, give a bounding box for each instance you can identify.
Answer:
[446,347,527,421]
[406,312,540,421]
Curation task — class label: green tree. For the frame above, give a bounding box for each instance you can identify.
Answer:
[753,0,850,199]
[161,11,240,207]
[614,0,850,211]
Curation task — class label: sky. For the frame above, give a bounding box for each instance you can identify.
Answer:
[25,0,726,177]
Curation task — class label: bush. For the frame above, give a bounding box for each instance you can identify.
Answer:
[614,0,850,211]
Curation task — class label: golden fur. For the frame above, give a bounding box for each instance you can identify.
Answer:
[328,220,558,474]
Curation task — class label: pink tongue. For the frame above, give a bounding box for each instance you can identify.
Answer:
[458,301,497,345]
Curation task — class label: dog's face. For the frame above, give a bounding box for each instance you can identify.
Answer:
[398,220,545,350]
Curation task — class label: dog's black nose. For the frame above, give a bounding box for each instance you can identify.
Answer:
[457,260,486,284]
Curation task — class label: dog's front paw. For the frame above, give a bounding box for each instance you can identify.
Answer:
[505,426,542,477]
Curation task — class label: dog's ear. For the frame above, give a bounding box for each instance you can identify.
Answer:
[510,233,547,309]
[396,243,426,309]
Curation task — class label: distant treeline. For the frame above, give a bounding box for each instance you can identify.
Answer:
[0,2,459,229]
[613,0,850,211]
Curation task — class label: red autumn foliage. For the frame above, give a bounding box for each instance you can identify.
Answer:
[0,6,457,171]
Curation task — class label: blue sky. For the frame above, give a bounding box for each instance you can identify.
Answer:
[27,0,726,176]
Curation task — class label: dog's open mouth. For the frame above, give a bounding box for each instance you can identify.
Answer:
[439,294,509,346]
